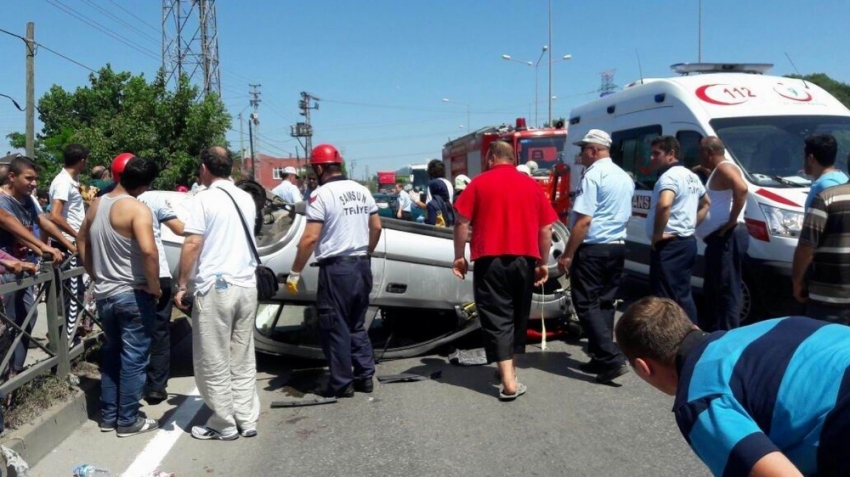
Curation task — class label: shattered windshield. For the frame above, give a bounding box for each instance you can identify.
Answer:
[710,115,850,187]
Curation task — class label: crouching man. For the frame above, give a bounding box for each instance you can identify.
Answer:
[615,296,850,477]
[77,156,162,437]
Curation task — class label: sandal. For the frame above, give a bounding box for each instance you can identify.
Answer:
[498,382,527,401]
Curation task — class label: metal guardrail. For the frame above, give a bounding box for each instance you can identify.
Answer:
[0,255,101,395]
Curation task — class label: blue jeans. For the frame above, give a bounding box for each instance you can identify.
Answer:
[2,275,37,373]
[97,290,156,427]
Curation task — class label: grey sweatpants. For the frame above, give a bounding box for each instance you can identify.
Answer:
[192,285,260,434]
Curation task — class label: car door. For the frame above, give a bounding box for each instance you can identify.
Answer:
[611,125,661,276]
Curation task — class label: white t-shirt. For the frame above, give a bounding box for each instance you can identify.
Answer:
[138,191,179,279]
[184,180,258,294]
[306,178,378,260]
[272,180,302,203]
[646,164,707,239]
[425,178,454,205]
[49,168,85,241]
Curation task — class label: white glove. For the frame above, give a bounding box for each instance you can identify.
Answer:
[285,271,300,294]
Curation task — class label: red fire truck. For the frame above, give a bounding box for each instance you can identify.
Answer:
[441,117,571,222]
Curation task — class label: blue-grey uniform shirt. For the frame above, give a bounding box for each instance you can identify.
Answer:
[646,164,706,239]
[569,158,634,243]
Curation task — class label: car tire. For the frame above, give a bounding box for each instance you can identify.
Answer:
[546,221,569,278]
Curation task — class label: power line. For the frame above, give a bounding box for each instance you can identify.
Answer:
[44,0,160,61]
[105,0,160,34]
[81,0,160,45]
[0,27,96,72]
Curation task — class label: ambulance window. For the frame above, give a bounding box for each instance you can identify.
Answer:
[612,125,661,190]
[677,131,704,169]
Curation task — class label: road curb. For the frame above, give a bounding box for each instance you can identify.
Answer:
[1,378,100,469]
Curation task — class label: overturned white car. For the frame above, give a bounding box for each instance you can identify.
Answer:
[157,181,574,360]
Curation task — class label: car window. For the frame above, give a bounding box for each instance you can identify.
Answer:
[677,130,704,170]
[612,125,662,190]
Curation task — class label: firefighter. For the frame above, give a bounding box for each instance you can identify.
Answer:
[285,144,383,397]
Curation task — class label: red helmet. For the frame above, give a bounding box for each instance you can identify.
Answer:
[310,144,343,165]
[111,153,135,183]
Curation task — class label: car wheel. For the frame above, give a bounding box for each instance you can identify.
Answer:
[546,221,569,278]
[740,275,767,325]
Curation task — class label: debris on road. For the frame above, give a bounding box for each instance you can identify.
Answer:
[448,348,487,366]
[271,397,337,408]
[377,371,442,383]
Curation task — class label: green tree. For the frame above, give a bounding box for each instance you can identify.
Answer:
[785,73,850,109]
[6,65,231,190]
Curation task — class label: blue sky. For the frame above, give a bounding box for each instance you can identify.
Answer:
[2,0,849,180]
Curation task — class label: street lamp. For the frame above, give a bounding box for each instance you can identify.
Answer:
[502,49,571,127]
[442,98,469,130]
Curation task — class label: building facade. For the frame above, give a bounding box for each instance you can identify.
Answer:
[242,154,308,190]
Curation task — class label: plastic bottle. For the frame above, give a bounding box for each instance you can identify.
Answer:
[73,464,110,476]
[215,273,228,290]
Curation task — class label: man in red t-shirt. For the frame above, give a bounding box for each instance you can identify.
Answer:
[453,140,558,401]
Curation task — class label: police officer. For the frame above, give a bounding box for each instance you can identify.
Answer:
[286,144,383,398]
[646,136,710,323]
[557,129,634,384]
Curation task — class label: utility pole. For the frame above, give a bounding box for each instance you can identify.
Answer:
[349,159,356,181]
[290,91,320,163]
[249,84,261,179]
[547,0,553,127]
[248,116,256,180]
[25,22,34,158]
[238,112,245,160]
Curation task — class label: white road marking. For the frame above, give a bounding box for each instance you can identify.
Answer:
[122,387,204,477]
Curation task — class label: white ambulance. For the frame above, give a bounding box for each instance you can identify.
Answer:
[566,63,850,321]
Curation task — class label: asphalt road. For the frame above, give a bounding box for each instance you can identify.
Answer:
[33,279,711,477]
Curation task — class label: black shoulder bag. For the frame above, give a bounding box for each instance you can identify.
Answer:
[220,188,280,300]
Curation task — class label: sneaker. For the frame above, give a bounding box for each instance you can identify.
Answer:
[99,421,116,432]
[117,417,159,437]
[145,390,168,405]
[579,360,608,374]
[191,426,239,441]
[353,378,373,393]
[239,428,258,438]
[595,364,630,384]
